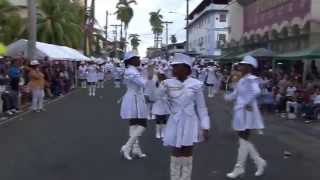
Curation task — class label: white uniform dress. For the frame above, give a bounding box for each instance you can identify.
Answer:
[162,77,210,148]
[86,65,98,83]
[79,65,87,80]
[152,81,170,116]
[225,74,264,131]
[120,65,148,120]
[206,67,217,86]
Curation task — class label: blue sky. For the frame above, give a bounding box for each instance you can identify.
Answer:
[95,0,202,56]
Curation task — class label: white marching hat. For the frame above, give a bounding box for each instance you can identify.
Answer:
[170,53,194,67]
[124,51,140,62]
[239,55,258,68]
[30,60,40,66]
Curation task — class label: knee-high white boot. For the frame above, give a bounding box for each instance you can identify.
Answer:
[246,141,267,176]
[92,85,96,96]
[131,126,147,158]
[88,86,92,96]
[160,124,166,138]
[156,124,161,139]
[181,157,193,180]
[132,139,147,158]
[170,156,182,180]
[120,126,137,160]
[227,138,248,179]
[208,86,214,98]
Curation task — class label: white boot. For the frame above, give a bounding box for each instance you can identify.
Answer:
[181,157,193,180]
[88,86,92,96]
[131,126,146,158]
[227,138,248,179]
[120,126,136,160]
[156,124,161,139]
[246,141,267,177]
[170,156,182,180]
[92,86,96,96]
[160,124,166,139]
[132,139,147,158]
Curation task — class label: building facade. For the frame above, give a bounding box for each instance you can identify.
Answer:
[187,0,229,56]
[226,0,320,54]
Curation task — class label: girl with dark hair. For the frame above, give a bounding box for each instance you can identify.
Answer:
[225,56,267,179]
[152,71,170,139]
[120,51,148,160]
[162,53,210,180]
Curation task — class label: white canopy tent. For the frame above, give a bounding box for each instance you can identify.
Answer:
[6,39,90,61]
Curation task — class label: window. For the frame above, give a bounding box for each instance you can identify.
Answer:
[218,34,226,42]
[219,14,227,22]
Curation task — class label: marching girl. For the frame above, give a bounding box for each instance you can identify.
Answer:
[120,51,148,160]
[198,66,207,83]
[97,60,105,89]
[112,62,124,88]
[152,70,170,139]
[86,60,98,96]
[162,53,210,180]
[78,61,87,88]
[144,65,156,120]
[206,65,218,98]
[224,56,267,179]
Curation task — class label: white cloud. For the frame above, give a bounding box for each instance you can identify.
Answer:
[95,0,202,57]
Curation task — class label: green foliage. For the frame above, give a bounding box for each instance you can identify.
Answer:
[170,35,177,44]
[129,34,140,50]
[149,10,164,35]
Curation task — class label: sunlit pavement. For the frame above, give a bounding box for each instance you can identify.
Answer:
[0,82,319,180]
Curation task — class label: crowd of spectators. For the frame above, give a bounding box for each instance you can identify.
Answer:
[0,56,77,116]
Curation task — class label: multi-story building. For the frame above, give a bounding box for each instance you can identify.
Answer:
[187,0,230,56]
[225,0,320,54]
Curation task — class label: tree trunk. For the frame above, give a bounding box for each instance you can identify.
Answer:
[27,0,37,60]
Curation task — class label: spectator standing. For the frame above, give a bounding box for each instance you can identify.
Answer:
[7,60,21,111]
[28,60,45,113]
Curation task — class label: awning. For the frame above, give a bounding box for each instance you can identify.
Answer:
[274,47,320,60]
[6,39,90,61]
[236,48,274,59]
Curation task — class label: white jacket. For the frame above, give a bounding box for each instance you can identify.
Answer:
[120,65,148,119]
[162,77,210,148]
[152,82,170,115]
[206,67,217,85]
[86,65,98,83]
[225,74,264,131]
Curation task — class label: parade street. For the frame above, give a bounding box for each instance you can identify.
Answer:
[0,82,318,180]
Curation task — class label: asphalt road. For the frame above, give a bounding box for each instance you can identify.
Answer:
[0,82,319,180]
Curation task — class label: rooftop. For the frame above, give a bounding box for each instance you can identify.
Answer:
[188,0,230,20]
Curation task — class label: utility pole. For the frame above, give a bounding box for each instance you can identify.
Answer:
[162,21,173,46]
[104,11,109,40]
[27,0,37,60]
[88,0,96,56]
[186,0,190,52]
[111,24,121,59]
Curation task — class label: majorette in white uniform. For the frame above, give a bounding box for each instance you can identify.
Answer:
[224,56,267,179]
[78,62,87,88]
[144,71,156,120]
[112,61,124,88]
[152,70,170,139]
[86,60,98,96]
[104,60,114,81]
[120,51,148,161]
[206,65,218,98]
[162,53,210,180]
[97,60,105,88]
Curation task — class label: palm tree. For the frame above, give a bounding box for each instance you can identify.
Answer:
[0,0,24,44]
[149,10,164,48]
[115,0,137,49]
[129,33,140,51]
[170,35,177,44]
[37,0,84,49]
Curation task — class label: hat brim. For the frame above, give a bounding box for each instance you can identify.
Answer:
[239,61,257,68]
[124,56,140,62]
